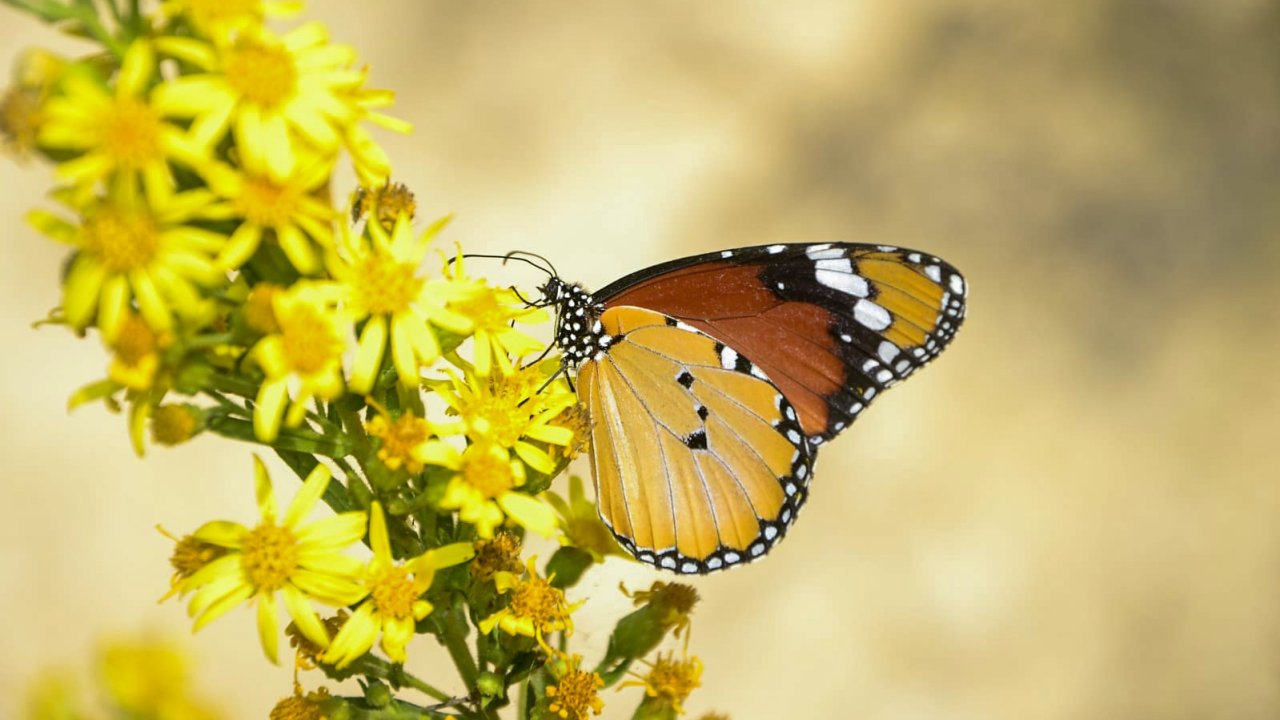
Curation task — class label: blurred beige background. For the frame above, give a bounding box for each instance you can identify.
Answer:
[4,1,1280,718]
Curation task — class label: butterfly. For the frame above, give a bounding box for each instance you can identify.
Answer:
[536,243,966,574]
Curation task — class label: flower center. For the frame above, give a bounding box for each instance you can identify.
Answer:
[369,565,417,620]
[367,414,431,472]
[169,535,226,578]
[468,395,526,448]
[463,450,516,499]
[237,176,300,229]
[645,654,702,707]
[82,207,160,273]
[279,305,343,376]
[547,667,605,720]
[103,97,162,170]
[509,576,564,629]
[450,291,508,329]
[241,521,299,592]
[352,256,422,316]
[111,314,159,366]
[225,39,297,109]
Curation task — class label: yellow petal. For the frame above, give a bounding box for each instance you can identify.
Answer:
[253,379,288,442]
[350,316,386,395]
[283,463,331,528]
[498,492,558,538]
[255,592,281,664]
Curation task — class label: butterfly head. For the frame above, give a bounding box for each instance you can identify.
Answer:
[541,278,609,367]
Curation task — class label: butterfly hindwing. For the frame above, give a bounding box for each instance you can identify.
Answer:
[594,243,967,442]
[579,306,814,574]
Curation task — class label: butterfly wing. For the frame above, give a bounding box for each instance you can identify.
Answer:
[594,243,967,442]
[579,305,813,573]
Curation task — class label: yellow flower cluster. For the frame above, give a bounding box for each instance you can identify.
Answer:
[4,2,719,718]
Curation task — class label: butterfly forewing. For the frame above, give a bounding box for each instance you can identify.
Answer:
[594,243,967,442]
[579,306,813,574]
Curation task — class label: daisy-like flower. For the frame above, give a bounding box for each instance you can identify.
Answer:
[430,441,558,539]
[434,360,577,474]
[545,655,606,720]
[546,475,628,563]
[0,49,65,157]
[202,151,336,274]
[478,557,582,651]
[38,42,209,205]
[322,503,474,668]
[27,180,227,340]
[104,311,171,391]
[162,0,301,41]
[470,531,523,585]
[250,281,348,442]
[154,23,400,183]
[172,457,367,664]
[622,652,704,717]
[269,684,332,720]
[364,407,452,475]
[328,213,476,393]
[351,180,416,231]
[444,255,547,376]
[158,526,227,601]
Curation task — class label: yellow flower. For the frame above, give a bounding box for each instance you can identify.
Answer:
[545,655,605,720]
[365,408,450,475]
[104,311,171,391]
[154,24,400,183]
[470,531,523,584]
[98,638,221,720]
[622,652,704,717]
[151,404,202,446]
[431,442,558,539]
[38,42,209,205]
[323,503,474,668]
[173,457,367,663]
[351,181,416,230]
[623,581,699,650]
[27,181,226,339]
[328,213,476,393]
[162,0,302,40]
[444,254,547,376]
[546,475,628,563]
[250,282,348,442]
[269,684,331,720]
[434,359,577,474]
[202,151,336,274]
[478,557,582,651]
[0,49,65,157]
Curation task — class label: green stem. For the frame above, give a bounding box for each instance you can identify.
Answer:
[439,596,479,691]
[344,655,453,703]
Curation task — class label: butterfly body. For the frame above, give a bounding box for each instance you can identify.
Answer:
[547,243,966,574]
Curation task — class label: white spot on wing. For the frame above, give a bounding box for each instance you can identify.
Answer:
[924,265,943,282]
[766,244,786,254]
[950,274,966,295]
[854,299,892,331]
[720,250,733,258]
[805,245,844,260]
[816,268,868,297]
[878,340,900,363]
[719,347,739,370]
